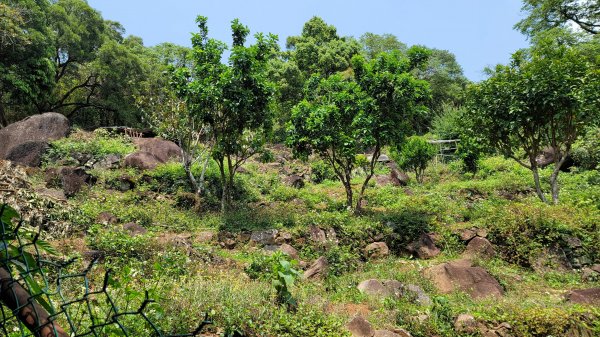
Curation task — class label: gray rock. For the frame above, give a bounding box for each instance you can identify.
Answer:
[565,288,600,305]
[0,112,70,166]
[124,151,162,170]
[403,284,432,306]
[365,242,390,259]
[304,256,328,279]
[464,237,495,258]
[123,222,147,236]
[454,314,478,334]
[347,316,374,337]
[250,229,278,246]
[406,233,441,259]
[132,137,182,163]
[93,154,122,169]
[279,243,299,260]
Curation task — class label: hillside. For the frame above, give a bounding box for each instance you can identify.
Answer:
[1,116,599,337]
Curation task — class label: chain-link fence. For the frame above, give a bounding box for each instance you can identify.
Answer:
[0,204,211,337]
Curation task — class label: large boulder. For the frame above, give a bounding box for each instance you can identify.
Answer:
[250,229,278,246]
[464,237,495,258]
[124,151,163,170]
[132,137,182,163]
[424,259,504,299]
[565,288,600,305]
[0,112,70,166]
[347,316,374,337]
[45,166,93,197]
[364,242,390,259]
[406,233,441,259]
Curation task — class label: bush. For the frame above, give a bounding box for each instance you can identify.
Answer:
[572,127,600,170]
[310,159,337,183]
[45,129,135,165]
[430,104,464,140]
[392,136,436,183]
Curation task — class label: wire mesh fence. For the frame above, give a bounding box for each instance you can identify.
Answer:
[0,204,211,337]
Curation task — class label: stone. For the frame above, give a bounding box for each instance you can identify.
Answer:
[374,330,402,337]
[195,231,215,243]
[250,229,278,246]
[403,284,432,306]
[454,314,478,334]
[35,188,67,202]
[475,228,488,238]
[96,212,119,225]
[565,236,583,249]
[390,329,412,337]
[92,154,121,169]
[284,174,305,188]
[382,280,403,297]
[365,242,389,259]
[0,112,70,167]
[221,238,236,249]
[131,137,182,163]
[531,246,572,273]
[6,141,50,167]
[565,288,600,305]
[591,264,600,273]
[124,151,162,170]
[406,233,441,259]
[304,256,328,279]
[45,166,93,197]
[357,279,388,297]
[581,268,599,282]
[459,228,476,242]
[275,231,292,244]
[279,243,299,260]
[424,259,504,299]
[122,222,147,236]
[390,168,409,186]
[309,225,327,243]
[347,316,374,337]
[357,279,403,298]
[464,237,495,258]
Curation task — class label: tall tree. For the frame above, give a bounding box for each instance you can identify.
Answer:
[287,74,371,208]
[0,0,54,127]
[171,16,278,212]
[516,0,600,36]
[359,32,407,60]
[466,30,600,204]
[352,47,431,209]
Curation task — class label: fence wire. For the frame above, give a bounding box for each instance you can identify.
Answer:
[0,204,211,337]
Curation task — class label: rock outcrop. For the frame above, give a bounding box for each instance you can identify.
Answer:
[424,259,504,299]
[0,112,70,166]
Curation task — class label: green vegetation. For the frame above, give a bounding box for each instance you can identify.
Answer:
[2,1,600,337]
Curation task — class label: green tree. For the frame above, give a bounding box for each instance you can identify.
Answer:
[351,48,431,208]
[288,48,430,210]
[287,74,371,208]
[466,30,600,204]
[359,32,407,60]
[516,0,600,36]
[392,136,436,183]
[0,0,54,127]
[171,16,277,212]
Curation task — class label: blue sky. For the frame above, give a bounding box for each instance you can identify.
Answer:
[87,0,530,81]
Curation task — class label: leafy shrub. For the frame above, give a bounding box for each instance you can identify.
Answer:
[45,129,135,165]
[245,252,300,309]
[431,104,464,140]
[480,202,600,268]
[258,148,275,163]
[572,126,600,170]
[392,136,436,183]
[310,159,337,183]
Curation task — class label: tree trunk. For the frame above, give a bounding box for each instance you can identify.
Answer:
[183,154,201,196]
[531,166,547,203]
[0,267,68,337]
[0,102,7,128]
[218,157,227,213]
[356,146,379,211]
[549,149,569,205]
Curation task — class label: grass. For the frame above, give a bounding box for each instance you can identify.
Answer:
[28,136,600,337]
